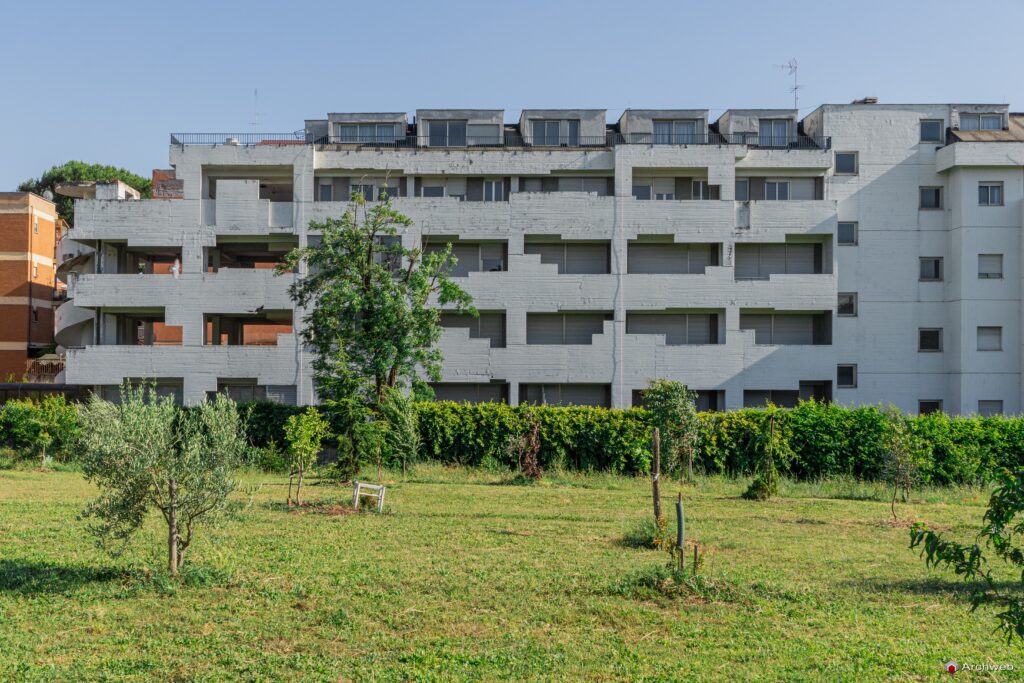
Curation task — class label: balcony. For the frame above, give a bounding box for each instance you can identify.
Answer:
[70,270,295,312]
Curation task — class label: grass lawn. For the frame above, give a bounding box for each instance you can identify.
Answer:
[0,464,1020,681]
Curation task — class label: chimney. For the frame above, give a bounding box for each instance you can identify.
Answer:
[851,96,879,105]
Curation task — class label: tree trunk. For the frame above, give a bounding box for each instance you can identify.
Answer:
[652,427,662,523]
[296,465,304,506]
[167,478,179,576]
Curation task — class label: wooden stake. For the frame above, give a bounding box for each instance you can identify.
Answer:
[652,427,662,524]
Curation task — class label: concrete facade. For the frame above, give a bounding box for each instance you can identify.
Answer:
[57,103,1024,414]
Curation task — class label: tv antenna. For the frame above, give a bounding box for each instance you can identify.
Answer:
[251,88,263,132]
[778,59,801,111]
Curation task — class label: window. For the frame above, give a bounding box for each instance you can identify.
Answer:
[632,185,652,201]
[480,243,505,272]
[33,218,39,234]
[837,364,857,388]
[835,152,858,175]
[978,254,1003,279]
[759,119,790,147]
[837,221,858,246]
[920,257,943,281]
[918,328,943,352]
[765,180,790,201]
[977,326,1002,351]
[653,119,699,144]
[920,119,943,142]
[350,184,375,201]
[979,182,1004,206]
[532,119,580,146]
[421,186,445,198]
[978,400,1003,417]
[691,180,719,200]
[919,187,943,209]
[918,400,943,415]
[959,113,1003,131]
[735,179,749,201]
[428,120,467,147]
[483,179,504,202]
[337,122,400,144]
[318,183,333,202]
[33,264,38,278]
[31,307,38,323]
[838,292,857,317]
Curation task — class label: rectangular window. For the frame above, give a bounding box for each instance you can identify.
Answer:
[834,152,858,175]
[653,119,699,144]
[318,183,333,202]
[837,292,857,317]
[837,221,858,246]
[978,254,1003,279]
[759,119,790,147]
[919,257,943,281]
[483,179,504,202]
[691,180,719,200]
[837,364,857,388]
[960,113,1003,131]
[735,179,749,201]
[979,182,1004,206]
[920,119,943,142]
[978,400,1003,417]
[977,326,1002,351]
[429,120,467,147]
[632,185,652,201]
[421,186,445,198]
[919,187,943,209]
[33,218,39,234]
[918,400,943,414]
[351,184,375,201]
[33,264,38,277]
[31,307,38,322]
[918,328,943,352]
[765,181,790,201]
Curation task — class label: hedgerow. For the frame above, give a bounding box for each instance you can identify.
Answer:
[2,397,1022,483]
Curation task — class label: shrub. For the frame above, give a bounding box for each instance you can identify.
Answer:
[246,441,289,473]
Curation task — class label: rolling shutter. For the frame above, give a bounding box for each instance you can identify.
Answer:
[524,242,566,271]
[772,315,814,345]
[628,243,687,274]
[734,246,759,279]
[687,314,713,344]
[785,244,816,274]
[565,243,610,274]
[478,313,506,348]
[740,314,772,344]
[527,314,564,344]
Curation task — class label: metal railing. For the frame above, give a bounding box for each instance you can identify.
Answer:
[170,132,306,145]
[172,130,831,150]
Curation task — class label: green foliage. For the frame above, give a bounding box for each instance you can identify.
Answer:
[277,192,473,408]
[622,517,672,550]
[245,441,289,474]
[740,405,792,501]
[910,468,1024,641]
[378,387,420,474]
[640,379,700,478]
[241,401,302,448]
[77,383,246,574]
[18,160,151,223]
[0,396,80,461]
[284,407,330,476]
[881,407,929,519]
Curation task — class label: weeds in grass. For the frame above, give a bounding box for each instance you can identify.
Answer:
[615,564,741,603]
[621,517,672,550]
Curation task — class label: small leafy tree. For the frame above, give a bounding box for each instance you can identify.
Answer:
[881,407,927,521]
[379,386,420,477]
[506,408,542,481]
[742,405,793,501]
[78,383,245,576]
[19,160,151,223]
[641,379,700,481]
[284,407,330,506]
[910,468,1024,641]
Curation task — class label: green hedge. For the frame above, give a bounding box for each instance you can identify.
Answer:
[4,396,1023,484]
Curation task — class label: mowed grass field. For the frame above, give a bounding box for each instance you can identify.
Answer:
[0,465,1020,681]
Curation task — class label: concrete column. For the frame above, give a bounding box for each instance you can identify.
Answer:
[508,381,519,406]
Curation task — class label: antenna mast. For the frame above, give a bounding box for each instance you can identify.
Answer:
[251,88,262,132]
[778,59,800,111]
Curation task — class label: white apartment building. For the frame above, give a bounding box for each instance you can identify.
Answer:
[54,102,1024,415]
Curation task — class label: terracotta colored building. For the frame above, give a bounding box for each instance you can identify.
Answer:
[0,193,58,379]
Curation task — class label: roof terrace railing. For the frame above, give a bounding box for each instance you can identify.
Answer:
[171,131,831,150]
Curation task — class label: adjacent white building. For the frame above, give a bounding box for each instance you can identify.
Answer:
[55,102,1024,415]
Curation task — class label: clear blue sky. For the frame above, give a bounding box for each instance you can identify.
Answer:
[3,0,1022,191]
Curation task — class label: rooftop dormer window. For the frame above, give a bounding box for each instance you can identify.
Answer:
[758,119,791,147]
[336,123,401,144]
[959,113,1002,131]
[653,119,699,144]
[531,119,580,146]
[427,120,467,146]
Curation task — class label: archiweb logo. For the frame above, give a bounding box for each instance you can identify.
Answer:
[944,660,1015,675]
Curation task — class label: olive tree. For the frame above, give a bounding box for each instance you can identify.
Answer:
[78,383,245,575]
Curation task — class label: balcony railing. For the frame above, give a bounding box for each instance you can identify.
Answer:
[172,131,831,150]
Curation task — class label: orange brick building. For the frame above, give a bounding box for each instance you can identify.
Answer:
[0,193,58,379]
